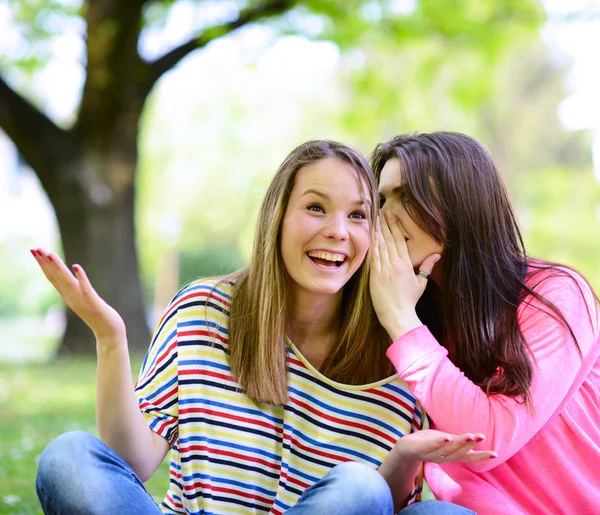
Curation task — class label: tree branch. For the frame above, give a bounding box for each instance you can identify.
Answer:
[145,0,297,89]
[0,75,74,189]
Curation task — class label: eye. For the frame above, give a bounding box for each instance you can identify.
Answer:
[307,203,324,213]
[349,210,367,220]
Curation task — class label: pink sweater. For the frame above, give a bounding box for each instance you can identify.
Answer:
[387,269,600,514]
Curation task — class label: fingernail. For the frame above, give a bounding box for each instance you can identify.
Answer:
[489,455,497,459]
[444,437,452,443]
[47,255,54,263]
[73,265,79,273]
[476,437,485,442]
[30,249,37,257]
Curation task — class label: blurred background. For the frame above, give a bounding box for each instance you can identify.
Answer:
[1,0,599,512]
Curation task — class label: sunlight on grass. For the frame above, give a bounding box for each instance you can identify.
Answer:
[0,357,170,514]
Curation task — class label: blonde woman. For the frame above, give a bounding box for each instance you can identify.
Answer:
[33,140,492,515]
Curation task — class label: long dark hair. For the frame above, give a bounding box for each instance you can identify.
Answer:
[371,131,593,407]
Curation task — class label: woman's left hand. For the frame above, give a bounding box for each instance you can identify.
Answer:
[369,211,440,341]
[394,429,497,464]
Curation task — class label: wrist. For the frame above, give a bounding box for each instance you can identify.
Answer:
[95,331,128,351]
[385,313,422,342]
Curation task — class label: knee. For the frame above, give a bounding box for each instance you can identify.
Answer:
[327,462,393,508]
[38,431,98,479]
[36,431,102,504]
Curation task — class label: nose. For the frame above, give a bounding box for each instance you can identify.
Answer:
[322,214,349,241]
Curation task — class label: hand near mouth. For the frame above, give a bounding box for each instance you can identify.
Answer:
[369,212,440,341]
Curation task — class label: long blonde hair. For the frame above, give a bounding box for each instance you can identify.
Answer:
[227,140,392,404]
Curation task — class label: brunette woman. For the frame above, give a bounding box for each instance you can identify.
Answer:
[370,131,600,514]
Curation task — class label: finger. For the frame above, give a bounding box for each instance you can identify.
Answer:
[375,217,391,270]
[439,434,491,462]
[370,230,382,276]
[383,210,410,262]
[416,253,441,289]
[72,264,98,299]
[45,251,80,296]
[434,433,477,459]
[33,249,62,290]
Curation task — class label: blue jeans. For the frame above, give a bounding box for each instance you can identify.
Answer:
[36,431,475,514]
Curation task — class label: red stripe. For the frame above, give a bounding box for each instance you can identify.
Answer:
[179,369,233,382]
[179,329,228,345]
[291,397,396,445]
[179,406,283,434]
[151,385,178,407]
[164,491,183,510]
[136,339,178,389]
[283,431,351,463]
[182,443,280,471]
[182,481,271,505]
[162,290,231,324]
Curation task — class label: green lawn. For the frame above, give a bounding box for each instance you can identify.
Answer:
[0,357,170,515]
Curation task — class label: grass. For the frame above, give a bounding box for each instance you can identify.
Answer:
[0,357,170,515]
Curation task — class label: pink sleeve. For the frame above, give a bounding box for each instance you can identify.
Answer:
[386,270,599,472]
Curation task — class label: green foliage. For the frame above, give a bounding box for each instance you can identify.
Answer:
[517,166,600,291]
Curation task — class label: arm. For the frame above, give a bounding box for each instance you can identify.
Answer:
[32,249,170,481]
[386,271,598,472]
[369,214,599,471]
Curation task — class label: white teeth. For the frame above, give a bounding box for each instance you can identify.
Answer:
[307,251,346,262]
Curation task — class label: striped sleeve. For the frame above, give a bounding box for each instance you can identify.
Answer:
[135,290,182,447]
[410,400,429,503]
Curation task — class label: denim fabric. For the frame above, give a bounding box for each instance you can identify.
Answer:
[36,431,476,515]
[36,431,162,515]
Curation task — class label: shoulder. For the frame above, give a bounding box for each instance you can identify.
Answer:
[520,262,599,338]
[524,263,596,306]
[173,277,235,308]
[156,277,235,329]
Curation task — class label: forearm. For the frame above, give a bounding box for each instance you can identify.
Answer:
[378,445,421,512]
[96,338,168,481]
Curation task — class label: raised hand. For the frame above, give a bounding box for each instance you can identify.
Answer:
[31,249,126,345]
[394,429,497,464]
[369,211,440,341]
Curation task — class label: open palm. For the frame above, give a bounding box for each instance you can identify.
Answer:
[31,249,126,343]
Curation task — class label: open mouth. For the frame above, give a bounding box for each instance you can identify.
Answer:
[307,250,347,269]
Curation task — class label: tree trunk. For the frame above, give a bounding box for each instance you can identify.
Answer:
[51,152,151,355]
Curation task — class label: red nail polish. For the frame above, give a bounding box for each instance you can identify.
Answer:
[489,455,497,459]
[47,255,54,263]
[476,437,485,442]
[73,265,79,273]
[30,249,37,257]
[34,250,41,256]
[466,437,474,442]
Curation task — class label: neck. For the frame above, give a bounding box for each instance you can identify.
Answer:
[286,288,342,369]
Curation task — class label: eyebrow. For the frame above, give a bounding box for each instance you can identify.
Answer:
[302,188,366,206]
[379,185,406,197]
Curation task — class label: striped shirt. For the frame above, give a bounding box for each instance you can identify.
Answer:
[135,278,427,515]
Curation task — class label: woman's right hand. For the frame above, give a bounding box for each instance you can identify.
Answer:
[31,248,126,344]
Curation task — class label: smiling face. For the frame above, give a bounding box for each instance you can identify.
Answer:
[378,158,444,269]
[280,157,371,300]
